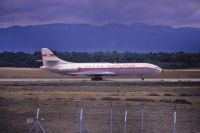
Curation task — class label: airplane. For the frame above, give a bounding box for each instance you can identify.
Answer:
[40,48,163,81]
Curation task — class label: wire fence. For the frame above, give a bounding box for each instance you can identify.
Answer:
[0,101,199,133]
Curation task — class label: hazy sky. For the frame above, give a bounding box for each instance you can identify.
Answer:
[0,0,200,28]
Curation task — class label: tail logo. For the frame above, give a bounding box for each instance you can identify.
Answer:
[42,54,55,57]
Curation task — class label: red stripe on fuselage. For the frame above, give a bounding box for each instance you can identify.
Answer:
[78,67,160,71]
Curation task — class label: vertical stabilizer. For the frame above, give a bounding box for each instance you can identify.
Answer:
[42,48,60,61]
[41,48,70,67]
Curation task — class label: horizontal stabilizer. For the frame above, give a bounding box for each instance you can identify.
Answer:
[36,60,42,62]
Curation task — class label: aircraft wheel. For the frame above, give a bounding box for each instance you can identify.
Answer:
[98,76,103,80]
[91,76,96,81]
[91,75,103,81]
[141,76,144,80]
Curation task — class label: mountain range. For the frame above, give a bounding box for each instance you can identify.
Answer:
[0,23,200,52]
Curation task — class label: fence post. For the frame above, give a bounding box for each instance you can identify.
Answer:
[110,102,113,133]
[76,101,79,132]
[35,108,39,133]
[124,110,127,133]
[141,104,144,133]
[80,108,83,133]
[173,104,176,133]
[28,108,46,133]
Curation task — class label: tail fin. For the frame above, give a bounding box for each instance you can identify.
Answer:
[41,48,70,68]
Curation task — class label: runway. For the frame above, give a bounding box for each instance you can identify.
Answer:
[0,78,199,82]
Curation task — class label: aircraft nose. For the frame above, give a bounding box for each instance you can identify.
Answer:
[152,65,162,74]
[156,67,163,73]
[159,67,163,73]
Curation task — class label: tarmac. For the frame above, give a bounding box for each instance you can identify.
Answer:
[0,78,199,82]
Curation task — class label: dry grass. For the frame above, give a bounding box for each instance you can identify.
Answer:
[81,97,97,100]
[147,69,200,78]
[179,93,193,97]
[159,99,173,103]
[163,93,175,96]
[125,97,155,102]
[0,80,199,133]
[0,67,64,78]
[100,97,120,101]
[173,99,192,104]
[148,93,160,96]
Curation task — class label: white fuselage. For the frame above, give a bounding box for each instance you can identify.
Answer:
[41,62,162,76]
[40,48,163,79]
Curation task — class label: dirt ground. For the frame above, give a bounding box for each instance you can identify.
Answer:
[0,81,199,133]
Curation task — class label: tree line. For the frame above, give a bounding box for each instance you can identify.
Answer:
[0,51,200,69]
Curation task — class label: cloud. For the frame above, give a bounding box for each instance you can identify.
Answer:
[0,0,200,27]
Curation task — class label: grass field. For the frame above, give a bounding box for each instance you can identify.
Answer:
[0,67,200,78]
[0,67,64,78]
[0,81,199,133]
[0,67,199,133]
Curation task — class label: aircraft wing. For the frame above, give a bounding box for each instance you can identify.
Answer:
[70,71,116,76]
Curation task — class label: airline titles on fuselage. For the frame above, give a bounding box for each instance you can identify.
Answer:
[78,64,134,69]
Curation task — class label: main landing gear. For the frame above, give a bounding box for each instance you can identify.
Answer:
[91,75,103,81]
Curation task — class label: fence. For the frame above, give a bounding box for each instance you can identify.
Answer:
[25,101,195,133]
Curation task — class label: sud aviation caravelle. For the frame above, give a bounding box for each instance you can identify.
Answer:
[40,48,163,81]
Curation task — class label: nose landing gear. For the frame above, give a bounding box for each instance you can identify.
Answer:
[141,76,144,80]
